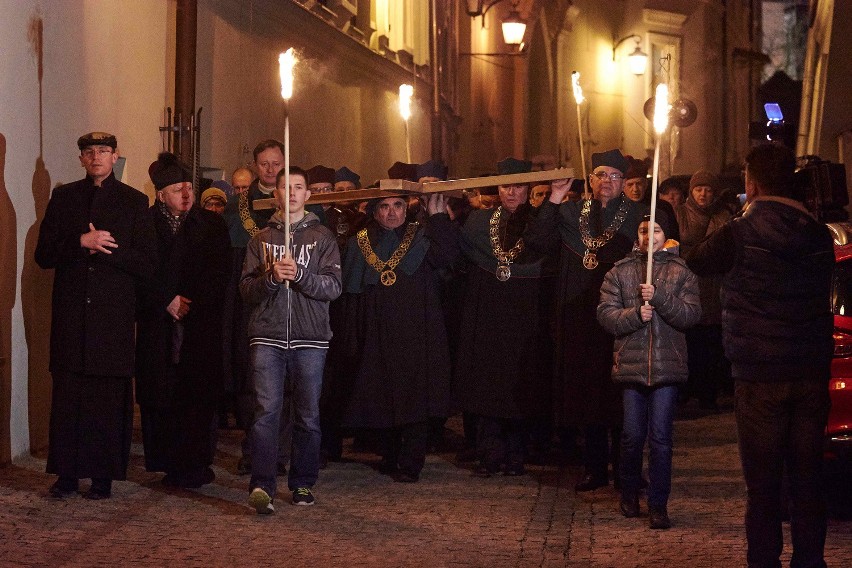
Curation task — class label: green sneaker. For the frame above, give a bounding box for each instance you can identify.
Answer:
[248,487,274,515]
[292,487,315,506]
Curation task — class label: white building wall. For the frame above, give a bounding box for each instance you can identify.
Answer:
[0,0,169,461]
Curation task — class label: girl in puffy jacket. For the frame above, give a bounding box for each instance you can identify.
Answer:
[597,210,701,530]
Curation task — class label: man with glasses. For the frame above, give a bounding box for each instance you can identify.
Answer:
[526,149,648,492]
[35,131,157,499]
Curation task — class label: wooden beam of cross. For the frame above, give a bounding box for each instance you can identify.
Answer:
[252,167,576,210]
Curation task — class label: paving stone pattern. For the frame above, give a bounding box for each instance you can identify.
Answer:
[1,400,850,567]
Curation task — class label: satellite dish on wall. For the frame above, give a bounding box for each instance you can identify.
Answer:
[643,96,698,128]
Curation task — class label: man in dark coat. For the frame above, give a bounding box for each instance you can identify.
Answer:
[525,148,648,492]
[687,143,834,568]
[341,193,458,482]
[35,131,157,499]
[135,153,231,488]
[454,157,558,477]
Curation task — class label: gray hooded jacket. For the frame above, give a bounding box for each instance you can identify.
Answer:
[240,211,342,348]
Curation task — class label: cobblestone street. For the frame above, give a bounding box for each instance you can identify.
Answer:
[1,399,851,567]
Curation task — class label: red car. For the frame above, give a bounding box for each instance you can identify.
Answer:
[827,224,852,463]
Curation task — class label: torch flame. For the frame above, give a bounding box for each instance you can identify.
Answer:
[571,71,585,105]
[653,83,669,135]
[279,48,296,101]
[399,84,413,121]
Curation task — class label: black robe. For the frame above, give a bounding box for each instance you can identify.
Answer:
[135,205,230,474]
[454,205,557,419]
[525,196,647,427]
[35,172,157,479]
[341,214,458,429]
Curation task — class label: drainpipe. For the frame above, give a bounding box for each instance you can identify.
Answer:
[721,0,728,171]
[175,0,197,165]
[430,0,442,161]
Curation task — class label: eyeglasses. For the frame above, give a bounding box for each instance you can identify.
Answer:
[590,171,623,182]
[81,148,113,158]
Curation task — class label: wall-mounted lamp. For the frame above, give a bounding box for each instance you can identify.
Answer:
[464,0,527,50]
[613,35,648,76]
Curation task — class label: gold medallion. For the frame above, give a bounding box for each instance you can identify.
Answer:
[380,269,397,286]
[496,265,511,281]
[367,253,378,265]
[583,251,598,270]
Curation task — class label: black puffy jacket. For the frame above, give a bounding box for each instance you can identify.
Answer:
[687,197,834,382]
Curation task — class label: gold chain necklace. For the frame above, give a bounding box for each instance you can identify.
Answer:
[238,192,260,237]
[489,207,524,281]
[357,222,419,286]
[579,197,629,270]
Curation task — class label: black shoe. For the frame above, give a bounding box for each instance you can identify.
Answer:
[237,456,251,475]
[455,447,479,463]
[472,463,499,478]
[575,473,608,492]
[503,464,526,477]
[162,473,183,487]
[277,463,288,477]
[180,467,215,489]
[48,477,79,498]
[649,506,671,529]
[378,459,398,476]
[83,478,112,500]
[393,471,419,483]
[620,495,640,518]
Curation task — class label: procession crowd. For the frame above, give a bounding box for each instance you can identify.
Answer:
[35,132,835,568]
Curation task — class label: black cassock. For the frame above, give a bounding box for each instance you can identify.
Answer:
[35,173,157,480]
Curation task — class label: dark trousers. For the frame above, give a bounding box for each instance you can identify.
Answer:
[735,379,830,568]
[584,423,621,479]
[477,416,525,471]
[381,422,429,478]
[685,324,725,405]
[47,371,133,481]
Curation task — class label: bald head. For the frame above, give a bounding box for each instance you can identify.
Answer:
[232,167,253,195]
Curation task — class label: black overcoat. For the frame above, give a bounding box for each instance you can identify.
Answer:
[135,205,231,408]
[35,173,157,377]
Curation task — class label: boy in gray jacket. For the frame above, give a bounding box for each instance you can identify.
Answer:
[597,210,700,529]
[241,166,342,513]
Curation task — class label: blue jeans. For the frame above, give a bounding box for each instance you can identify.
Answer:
[249,345,326,497]
[620,384,678,508]
[735,379,829,568]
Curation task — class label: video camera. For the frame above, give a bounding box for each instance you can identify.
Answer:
[749,103,848,221]
[794,155,849,222]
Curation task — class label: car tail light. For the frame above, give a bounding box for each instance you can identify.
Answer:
[830,378,847,391]
[833,331,852,358]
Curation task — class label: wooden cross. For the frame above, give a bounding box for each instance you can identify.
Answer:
[253,167,575,210]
